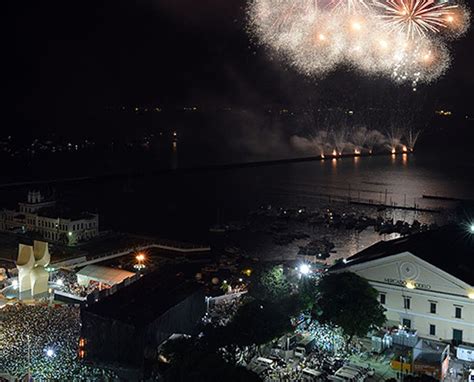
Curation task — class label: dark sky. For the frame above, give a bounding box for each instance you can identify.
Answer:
[12,0,474,133]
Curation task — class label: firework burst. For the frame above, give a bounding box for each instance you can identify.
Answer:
[375,0,461,39]
[247,0,470,85]
[330,0,370,13]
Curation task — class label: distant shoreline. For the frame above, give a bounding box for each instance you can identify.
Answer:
[0,150,410,189]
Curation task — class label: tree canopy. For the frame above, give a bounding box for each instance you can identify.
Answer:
[162,345,261,382]
[298,276,319,312]
[317,272,386,340]
[249,265,292,302]
[204,297,299,349]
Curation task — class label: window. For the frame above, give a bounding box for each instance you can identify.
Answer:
[430,302,437,314]
[429,324,436,336]
[380,294,386,304]
[404,297,411,310]
[402,319,411,329]
[455,306,462,319]
[453,329,463,344]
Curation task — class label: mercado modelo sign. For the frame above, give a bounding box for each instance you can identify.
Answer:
[384,278,432,290]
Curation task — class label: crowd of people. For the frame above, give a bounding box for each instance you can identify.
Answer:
[307,322,349,357]
[202,294,243,327]
[51,270,101,297]
[0,303,116,380]
[249,322,354,381]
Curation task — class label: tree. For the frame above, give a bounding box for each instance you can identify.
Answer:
[317,272,386,341]
[162,343,261,382]
[249,265,292,302]
[298,276,319,312]
[207,298,296,349]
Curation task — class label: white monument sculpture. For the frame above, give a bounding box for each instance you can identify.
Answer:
[16,240,50,298]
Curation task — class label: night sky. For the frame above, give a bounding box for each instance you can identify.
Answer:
[12,0,474,136]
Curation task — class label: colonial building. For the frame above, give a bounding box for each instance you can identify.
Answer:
[332,225,474,345]
[0,190,99,245]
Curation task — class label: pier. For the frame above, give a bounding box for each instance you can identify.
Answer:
[53,239,211,269]
[349,200,442,213]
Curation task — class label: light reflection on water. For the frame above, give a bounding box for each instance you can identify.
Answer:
[223,152,474,262]
[255,153,474,212]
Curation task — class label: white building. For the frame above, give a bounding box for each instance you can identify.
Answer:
[0,190,99,245]
[332,225,474,345]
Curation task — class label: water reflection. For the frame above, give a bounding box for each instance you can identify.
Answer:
[402,153,408,166]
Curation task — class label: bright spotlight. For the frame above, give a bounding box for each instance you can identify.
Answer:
[45,348,55,358]
[469,224,474,234]
[299,264,311,275]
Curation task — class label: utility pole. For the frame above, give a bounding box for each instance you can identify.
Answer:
[27,334,31,379]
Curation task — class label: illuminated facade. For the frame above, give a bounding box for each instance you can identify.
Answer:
[0,191,99,245]
[332,226,474,345]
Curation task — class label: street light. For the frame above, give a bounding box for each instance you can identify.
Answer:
[469,224,474,234]
[45,348,55,358]
[299,263,311,275]
[134,253,146,270]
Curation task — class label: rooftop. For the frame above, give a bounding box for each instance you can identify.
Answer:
[77,265,135,285]
[36,207,96,221]
[332,224,474,286]
[83,264,203,327]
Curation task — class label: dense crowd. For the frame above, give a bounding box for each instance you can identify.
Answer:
[307,322,349,357]
[254,322,353,381]
[202,294,242,327]
[0,304,116,380]
[52,270,101,297]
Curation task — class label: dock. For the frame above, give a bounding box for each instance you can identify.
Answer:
[53,240,211,269]
[349,200,442,213]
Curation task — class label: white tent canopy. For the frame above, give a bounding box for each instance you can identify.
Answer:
[76,265,134,286]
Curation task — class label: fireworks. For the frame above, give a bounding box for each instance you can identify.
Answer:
[375,0,460,39]
[292,109,424,156]
[330,0,370,13]
[247,0,470,84]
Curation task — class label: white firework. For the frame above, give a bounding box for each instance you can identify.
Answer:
[247,0,470,85]
[374,0,460,39]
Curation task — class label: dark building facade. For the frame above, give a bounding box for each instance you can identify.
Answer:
[80,269,206,370]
